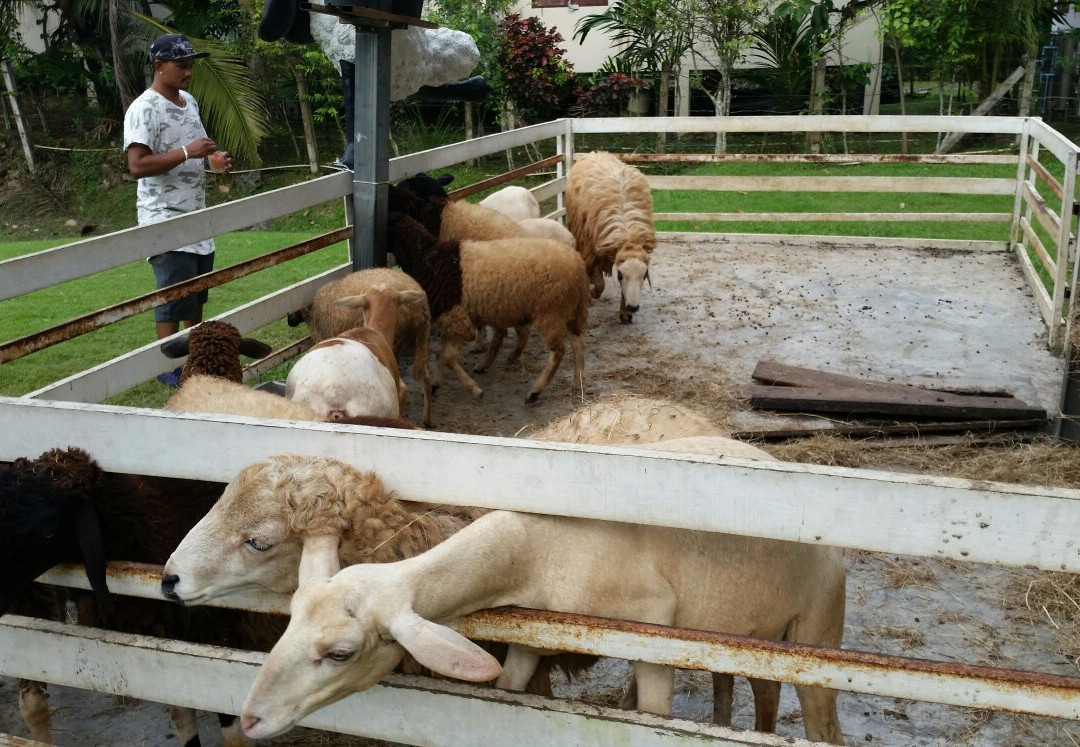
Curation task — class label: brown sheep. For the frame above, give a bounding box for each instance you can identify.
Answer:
[566,151,656,323]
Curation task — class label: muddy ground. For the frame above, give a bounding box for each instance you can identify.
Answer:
[1,235,1077,745]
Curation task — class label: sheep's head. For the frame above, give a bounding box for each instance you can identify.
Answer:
[240,564,500,740]
[161,456,384,603]
[389,174,452,239]
[614,245,652,323]
[160,321,273,384]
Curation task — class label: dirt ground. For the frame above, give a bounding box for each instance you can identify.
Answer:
[1,235,1077,745]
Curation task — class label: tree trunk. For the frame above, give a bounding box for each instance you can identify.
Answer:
[109,0,139,111]
[657,65,671,154]
[807,56,826,154]
[293,66,320,174]
[464,102,475,167]
[1,61,36,173]
[712,61,732,155]
[1019,41,1038,118]
[889,30,908,155]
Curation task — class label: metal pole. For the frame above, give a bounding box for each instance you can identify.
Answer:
[351,22,391,270]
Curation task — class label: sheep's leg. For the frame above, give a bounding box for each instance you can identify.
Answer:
[788,583,845,744]
[569,330,585,396]
[438,336,483,399]
[526,336,565,404]
[494,646,541,691]
[794,685,842,744]
[711,673,733,726]
[749,678,781,732]
[473,327,506,373]
[619,294,634,324]
[470,324,489,353]
[631,661,675,716]
[18,679,52,743]
[589,267,605,299]
[168,704,201,747]
[412,334,433,427]
[505,324,532,365]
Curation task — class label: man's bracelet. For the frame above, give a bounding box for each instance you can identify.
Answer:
[181,145,189,160]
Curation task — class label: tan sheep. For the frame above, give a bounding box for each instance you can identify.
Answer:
[566,151,656,323]
[390,213,589,403]
[237,443,846,743]
[161,456,581,697]
[525,394,725,444]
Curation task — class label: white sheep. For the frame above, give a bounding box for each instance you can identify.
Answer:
[388,211,589,403]
[478,185,541,222]
[237,444,846,743]
[286,285,427,422]
[517,217,576,249]
[566,151,656,323]
[290,269,433,426]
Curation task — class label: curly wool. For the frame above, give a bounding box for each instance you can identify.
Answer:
[226,455,478,562]
[526,395,725,444]
[181,321,245,383]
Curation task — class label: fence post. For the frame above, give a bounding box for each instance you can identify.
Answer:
[1049,150,1077,351]
[1009,119,1031,248]
[0,60,36,174]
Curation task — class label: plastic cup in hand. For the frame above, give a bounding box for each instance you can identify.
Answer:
[208,151,228,173]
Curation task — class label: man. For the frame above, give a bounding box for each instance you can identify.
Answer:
[123,33,231,386]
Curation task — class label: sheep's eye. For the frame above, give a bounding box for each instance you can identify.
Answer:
[325,648,354,663]
[245,538,272,552]
[617,271,624,281]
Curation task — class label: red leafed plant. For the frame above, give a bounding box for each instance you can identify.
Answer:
[497,13,575,123]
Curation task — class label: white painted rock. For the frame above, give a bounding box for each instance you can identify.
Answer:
[309,14,480,101]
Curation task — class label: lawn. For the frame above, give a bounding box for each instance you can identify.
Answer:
[0,231,348,401]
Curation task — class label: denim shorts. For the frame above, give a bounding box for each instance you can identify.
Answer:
[149,251,214,322]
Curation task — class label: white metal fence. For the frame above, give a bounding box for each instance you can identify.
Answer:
[1,115,1079,744]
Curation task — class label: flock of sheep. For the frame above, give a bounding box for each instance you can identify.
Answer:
[0,151,850,745]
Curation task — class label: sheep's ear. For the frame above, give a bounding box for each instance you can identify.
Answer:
[386,611,502,682]
[335,294,370,311]
[435,173,454,187]
[239,338,273,359]
[399,290,427,306]
[75,502,113,622]
[298,535,341,586]
[160,337,190,359]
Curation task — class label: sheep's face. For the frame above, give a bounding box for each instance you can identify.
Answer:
[615,254,650,315]
[162,461,307,603]
[240,570,406,739]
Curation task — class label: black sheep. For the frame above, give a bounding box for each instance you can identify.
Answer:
[0,447,280,746]
[160,320,272,385]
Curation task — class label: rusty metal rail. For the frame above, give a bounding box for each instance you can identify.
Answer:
[448,154,564,201]
[36,561,1080,721]
[0,226,351,365]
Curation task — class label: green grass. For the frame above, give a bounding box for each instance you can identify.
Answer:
[0,231,348,399]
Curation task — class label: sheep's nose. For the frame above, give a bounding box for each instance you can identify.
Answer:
[160,573,180,598]
[241,714,261,735]
[625,304,640,313]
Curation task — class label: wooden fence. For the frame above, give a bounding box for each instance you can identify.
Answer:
[1,115,1078,744]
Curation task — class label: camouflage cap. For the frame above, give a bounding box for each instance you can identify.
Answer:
[150,34,209,63]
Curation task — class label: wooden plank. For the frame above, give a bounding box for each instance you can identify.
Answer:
[1010,120,1031,246]
[658,232,1010,253]
[0,172,352,303]
[731,420,1048,442]
[623,153,1019,165]
[1027,154,1065,201]
[750,361,1029,403]
[655,212,1010,223]
[1028,118,1080,165]
[743,384,1046,420]
[569,115,1026,136]
[0,616,776,746]
[26,264,351,403]
[448,155,563,201]
[388,120,564,181]
[646,175,1016,195]
[1050,150,1077,350]
[1013,241,1056,330]
[1023,180,1066,242]
[2,398,1080,573]
[1020,215,1057,277]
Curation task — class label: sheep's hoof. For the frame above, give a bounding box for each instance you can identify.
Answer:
[525,392,541,404]
[470,388,484,400]
[619,313,633,324]
[472,364,489,374]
